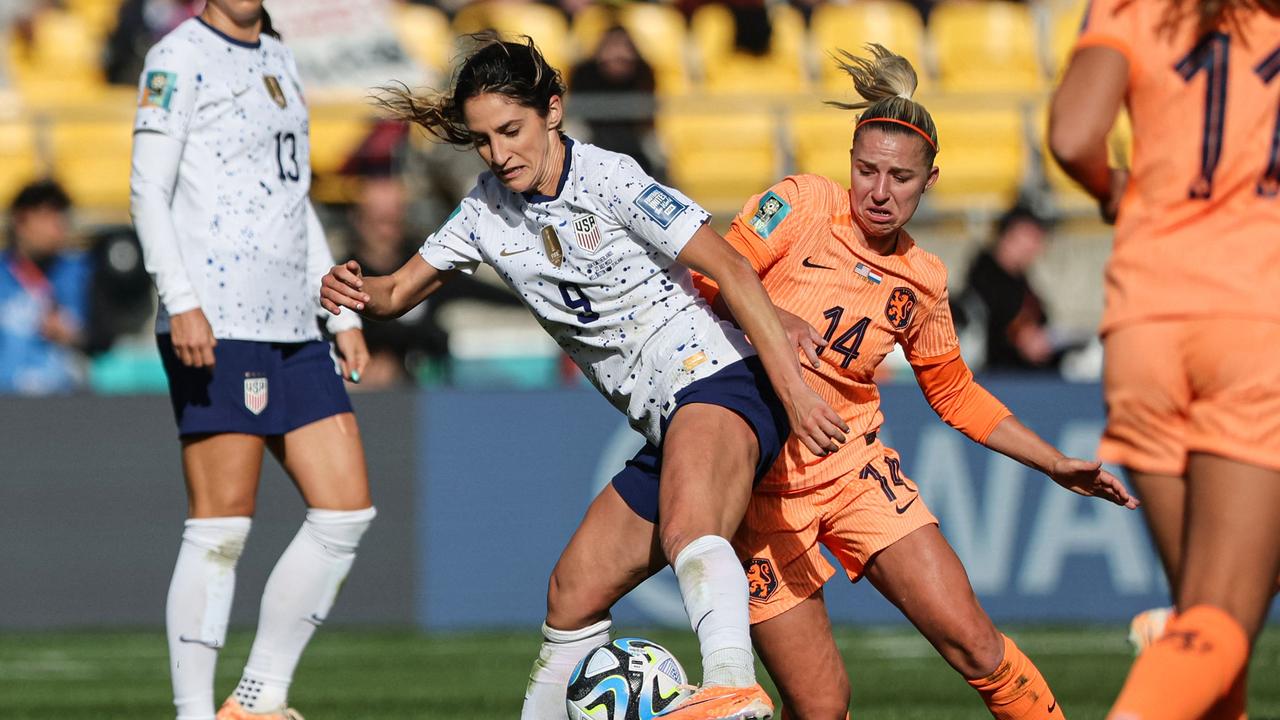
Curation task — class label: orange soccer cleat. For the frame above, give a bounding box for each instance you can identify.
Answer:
[656,683,774,720]
[215,697,305,720]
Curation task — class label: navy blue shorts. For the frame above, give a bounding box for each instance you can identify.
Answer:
[157,336,352,437]
[611,356,790,523]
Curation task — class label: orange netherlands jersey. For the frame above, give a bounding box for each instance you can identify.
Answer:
[1077,0,1280,331]
[712,174,960,492]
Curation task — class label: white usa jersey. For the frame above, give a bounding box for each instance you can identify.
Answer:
[420,138,757,444]
[134,18,319,341]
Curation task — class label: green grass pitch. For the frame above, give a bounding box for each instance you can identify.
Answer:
[2,626,1276,719]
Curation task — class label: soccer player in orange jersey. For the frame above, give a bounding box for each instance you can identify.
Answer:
[693,45,1139,720]
[1049,1,1280,718]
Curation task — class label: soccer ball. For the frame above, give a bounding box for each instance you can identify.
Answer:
[566,637,693,720]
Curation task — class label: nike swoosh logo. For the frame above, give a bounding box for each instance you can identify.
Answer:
[303,613,326,627]
[693,610,713,635]
[802,257,835,270]
[1048,699,1058,713]
[500,247,533,257]
[178,635,223,648]
[895,495,919,514]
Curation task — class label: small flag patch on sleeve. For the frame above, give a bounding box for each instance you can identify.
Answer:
[854,263,882,285]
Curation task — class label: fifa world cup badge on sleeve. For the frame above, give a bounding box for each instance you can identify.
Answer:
[140,71,177,110]
[749,191,791,239]
[541,226,564,267]
[635,184,687,229]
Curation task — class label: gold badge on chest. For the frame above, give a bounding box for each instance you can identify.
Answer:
[541,226,564,267]
[263,75,287,108]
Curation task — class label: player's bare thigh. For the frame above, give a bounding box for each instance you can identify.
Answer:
[267,412,371,511]
[182,432,267,518]
[752,589,849,720]
[1179,452,1280,640]
[657,402,758,559]
[1128,470,1186,590]
[864,524,1004,679]
[546,483,666,629]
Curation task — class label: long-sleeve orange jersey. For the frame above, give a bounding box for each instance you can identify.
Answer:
[1076,0,1280,332]
[697,174,1010,492]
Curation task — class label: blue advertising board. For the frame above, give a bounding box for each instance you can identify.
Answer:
[417,379,1267,630]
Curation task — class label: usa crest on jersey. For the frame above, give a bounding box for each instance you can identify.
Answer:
[244,377,268,415]
[571,214,602,253]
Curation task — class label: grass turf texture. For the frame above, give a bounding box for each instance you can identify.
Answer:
[2,626,1276,719]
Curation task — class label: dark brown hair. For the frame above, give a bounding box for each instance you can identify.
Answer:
[375,32,565,147]
[1162,0,1280,36]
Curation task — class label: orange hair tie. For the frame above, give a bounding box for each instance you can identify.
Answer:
[856,117,937,151]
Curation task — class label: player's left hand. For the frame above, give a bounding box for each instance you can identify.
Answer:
[334,328,369,384]
[1049,457,1139,508]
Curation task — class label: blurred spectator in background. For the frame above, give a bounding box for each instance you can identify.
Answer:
[103,0,201,85]
[338,175,522,387]
[569,25,662,178]
[84,226,153,355]
[0,179,91,394]
[955,202,1075,373]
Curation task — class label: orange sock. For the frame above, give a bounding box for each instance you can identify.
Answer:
[1108,604,1249,720]
[966,635,1062,719]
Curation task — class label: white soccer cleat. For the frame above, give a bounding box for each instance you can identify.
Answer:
[1127,606,1173,655]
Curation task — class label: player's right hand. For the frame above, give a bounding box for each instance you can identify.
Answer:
[321,260,371,315]
[784,383,849,457]
[776,307,826,369]
[170,307,217,368]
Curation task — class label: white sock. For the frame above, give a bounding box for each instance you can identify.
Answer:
[167,516,252,720]
[233,506,376,712]
[521,618,612,720]
[673,535,756,688]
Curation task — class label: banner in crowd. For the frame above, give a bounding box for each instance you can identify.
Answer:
[417,379,1189,630]
[268,0,428,90]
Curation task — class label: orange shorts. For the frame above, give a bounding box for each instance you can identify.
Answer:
[1100,319,1280,475]
[733,444,938,624]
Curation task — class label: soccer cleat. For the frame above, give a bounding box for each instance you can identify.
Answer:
[215,697,305,720]
[655,683,774,720]
[1127,606,1174,655]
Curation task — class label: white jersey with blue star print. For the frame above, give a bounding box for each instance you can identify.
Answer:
[132,17,349,341]
[420,138,758,445]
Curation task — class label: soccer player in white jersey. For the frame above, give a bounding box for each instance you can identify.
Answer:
[130,2,377,719]
[322,34,848,720]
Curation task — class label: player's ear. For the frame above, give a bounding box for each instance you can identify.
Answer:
[924,164,940,192]
[546,95,564,132]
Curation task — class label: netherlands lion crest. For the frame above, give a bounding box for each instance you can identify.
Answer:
[744,558,779,601]
[884,286,917,330]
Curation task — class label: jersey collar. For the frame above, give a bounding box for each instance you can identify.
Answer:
[196,16,262,49]
[522,135,574,204]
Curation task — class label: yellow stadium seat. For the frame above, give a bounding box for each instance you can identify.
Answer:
[66,0,123,39]
[658,108,780,213]
[571,3,691,95]
[453,1,571,72]
[1049,0,1090,78]
[925,103,1027,209]
[690,4,808,95]
[809,2,927,94]
[929,1,1044,94]
[50,119,134,210]
[789,109,858,186]
[395,3,454,75]
[11,10,109,109]
[0,120,42,208]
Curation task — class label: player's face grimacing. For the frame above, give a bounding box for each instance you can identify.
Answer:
[848,128,938,242]
[205,0,264,27]
[463,92,565,195]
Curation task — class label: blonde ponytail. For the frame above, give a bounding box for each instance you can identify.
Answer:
[826,44,939,159]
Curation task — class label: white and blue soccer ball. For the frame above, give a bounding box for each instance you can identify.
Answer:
[566,637,693,720]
